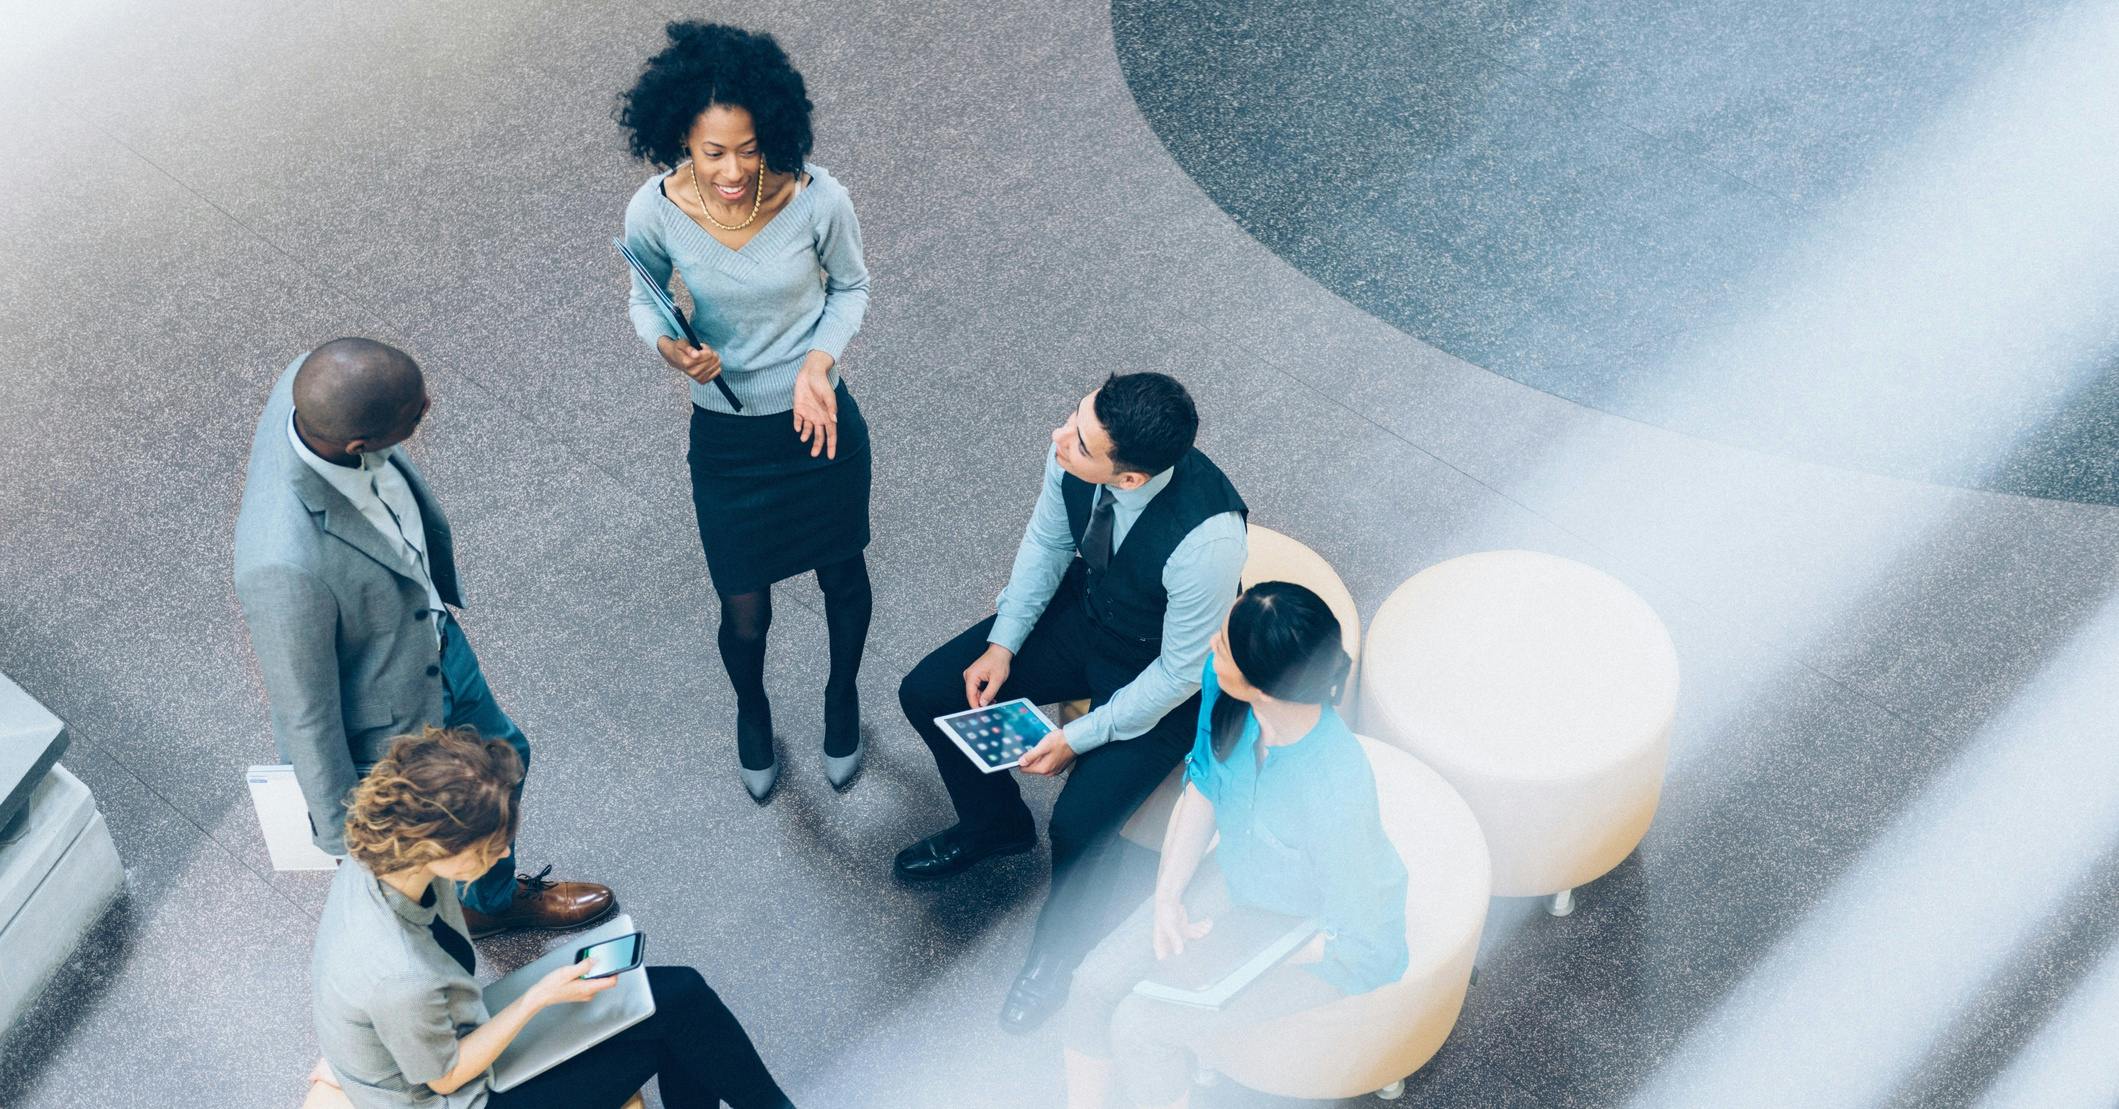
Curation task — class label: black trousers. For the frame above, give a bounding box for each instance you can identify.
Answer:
[486,966,791,1109]
[898,590,1197,965]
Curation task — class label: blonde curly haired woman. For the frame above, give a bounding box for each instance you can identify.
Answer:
[308,726,792,1108]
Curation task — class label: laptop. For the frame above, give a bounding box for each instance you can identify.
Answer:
[484,913,658,1091]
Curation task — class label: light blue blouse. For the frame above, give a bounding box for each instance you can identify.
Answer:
[1184,657,1411,994]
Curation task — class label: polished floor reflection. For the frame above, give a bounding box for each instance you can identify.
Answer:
[0,0,2115,1106]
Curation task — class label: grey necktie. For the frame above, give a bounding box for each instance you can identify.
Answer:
[1082,490,1117,575]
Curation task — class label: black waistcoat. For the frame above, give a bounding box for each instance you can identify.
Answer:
[1060,449,1247,657]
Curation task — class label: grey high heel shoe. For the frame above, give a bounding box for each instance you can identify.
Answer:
[736,703,778,804]
[822,688,863,791]
[740,758,781,803]
[823,733,864,791]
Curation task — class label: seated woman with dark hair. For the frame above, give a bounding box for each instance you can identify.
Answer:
[1058,582,1410,1109]
[308,726,792,1109]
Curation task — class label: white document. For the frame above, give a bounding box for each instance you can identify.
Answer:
[245,764,339,871]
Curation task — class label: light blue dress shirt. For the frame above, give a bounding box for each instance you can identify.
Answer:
[1184,657,1411,995]
[989,446,1247,754]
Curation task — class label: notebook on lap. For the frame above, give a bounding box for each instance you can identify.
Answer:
[485,913,657,1091]
[1131,907,1321,1010]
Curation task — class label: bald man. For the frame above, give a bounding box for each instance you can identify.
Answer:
[234,339,613,936]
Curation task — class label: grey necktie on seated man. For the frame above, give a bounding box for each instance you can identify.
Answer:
[1082,489,1118,574]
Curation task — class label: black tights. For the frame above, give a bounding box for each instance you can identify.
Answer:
[718,555,873,766]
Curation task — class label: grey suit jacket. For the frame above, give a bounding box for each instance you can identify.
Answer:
[233,358,464,853]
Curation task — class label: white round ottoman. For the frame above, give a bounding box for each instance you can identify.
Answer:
[1359,551,1679,907]
[1238,523,1365,697]
[1200,738,1490,1099]
[1118,524,1364,848]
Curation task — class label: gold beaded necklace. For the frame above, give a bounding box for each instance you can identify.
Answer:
[692,161,766,231]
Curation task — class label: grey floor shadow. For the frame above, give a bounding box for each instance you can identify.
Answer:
[1890,834,2119,1108]
[0,894,135,1104]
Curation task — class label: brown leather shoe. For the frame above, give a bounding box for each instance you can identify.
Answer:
[460,865,616,939]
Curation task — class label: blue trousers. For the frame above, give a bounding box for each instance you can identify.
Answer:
[439,614,532,914]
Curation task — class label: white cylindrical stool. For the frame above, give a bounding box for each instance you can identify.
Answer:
[1239,524,1365,698]
[1359,551,1679,902]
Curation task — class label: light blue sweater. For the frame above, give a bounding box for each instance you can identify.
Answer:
[623,162,870,415]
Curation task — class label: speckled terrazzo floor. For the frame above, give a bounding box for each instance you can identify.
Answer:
[1111,0,2119,506]
[1,1,2116,1107]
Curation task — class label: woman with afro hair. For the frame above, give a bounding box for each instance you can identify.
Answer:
[618,22,873,802]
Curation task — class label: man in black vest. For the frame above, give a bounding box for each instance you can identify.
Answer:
[894,373,1248,1033]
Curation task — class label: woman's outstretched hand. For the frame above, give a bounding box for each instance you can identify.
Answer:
[793,357,839,459]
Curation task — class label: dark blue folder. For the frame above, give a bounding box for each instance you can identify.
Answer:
[616,237,743,411]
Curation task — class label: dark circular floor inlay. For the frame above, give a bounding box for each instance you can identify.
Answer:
[1112,0,2119,505]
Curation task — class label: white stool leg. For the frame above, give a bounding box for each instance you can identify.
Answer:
[1377,1078,1407,1100]
[1548,888,1576,917]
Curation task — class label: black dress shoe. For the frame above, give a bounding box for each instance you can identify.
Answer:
[893,825,1035,880]
[1000,951,1073,1035]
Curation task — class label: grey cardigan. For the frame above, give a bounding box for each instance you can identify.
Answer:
[233,358,462,852]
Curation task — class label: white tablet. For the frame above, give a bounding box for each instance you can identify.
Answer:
[934,698,1059,774]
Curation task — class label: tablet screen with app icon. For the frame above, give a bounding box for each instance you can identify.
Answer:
[934,698,1059,773]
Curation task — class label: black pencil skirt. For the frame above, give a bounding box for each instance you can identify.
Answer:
[686,380,872,597]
